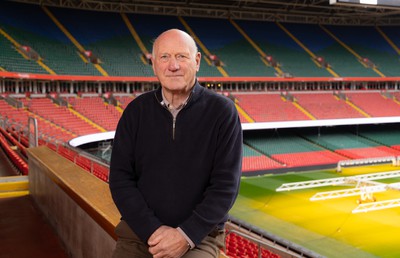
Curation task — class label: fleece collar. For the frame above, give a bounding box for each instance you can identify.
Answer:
[154,80,204,108]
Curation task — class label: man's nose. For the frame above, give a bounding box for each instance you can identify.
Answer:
[168,58,180,70]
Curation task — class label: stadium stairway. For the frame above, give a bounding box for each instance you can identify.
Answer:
[292,92,365,119]
[0,193,69,257]
[0,27,51,74]
[291,99,316,120]
[68,106,108,132]
[234,102,255,123]
[346,92,400,117]
[320,25,385,77]
[42,6,108,76]
[178,16,229,77]
[343,97,371,117]
[377,26,400,55]
[0,144,68,257]
[0,175,29,198]
[121,13,151,65]
[327,25,400,77]
[276,22,340,77]
[229,19,283,76]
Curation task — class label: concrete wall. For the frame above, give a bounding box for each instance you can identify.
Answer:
[27,146,120,258]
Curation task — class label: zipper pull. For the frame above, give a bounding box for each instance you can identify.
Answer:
[172,117,176,140]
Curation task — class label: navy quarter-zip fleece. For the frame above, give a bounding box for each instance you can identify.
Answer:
[109,82,242,245]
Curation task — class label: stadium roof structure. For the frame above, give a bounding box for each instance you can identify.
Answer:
[10,0,400,25]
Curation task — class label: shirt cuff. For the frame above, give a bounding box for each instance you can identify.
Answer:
[177,227,195,249]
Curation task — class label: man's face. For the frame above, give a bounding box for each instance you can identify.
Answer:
[152,31,201,93]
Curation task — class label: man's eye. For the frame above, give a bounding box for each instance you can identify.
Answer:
[177,55,186,60]
[160,56,169,62]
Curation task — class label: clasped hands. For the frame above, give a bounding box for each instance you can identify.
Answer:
[148,225,190,258]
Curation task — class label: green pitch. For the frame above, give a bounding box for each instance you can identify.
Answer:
[230,165,400,258]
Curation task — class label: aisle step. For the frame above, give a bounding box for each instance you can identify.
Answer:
[0,175,29,198]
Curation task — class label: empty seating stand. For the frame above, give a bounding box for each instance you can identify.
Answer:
[27,98,100,136]
[69,96,120,131]
[292,92,364,119]
[242,144,283,172]
[244,130,343,168]
[233,93,310,122]
[225,232,281,258]
[0,99,74,142]
[345,92,400,117]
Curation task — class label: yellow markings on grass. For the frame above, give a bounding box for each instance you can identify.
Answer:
[233,165,400,257]
[339,163,400,176]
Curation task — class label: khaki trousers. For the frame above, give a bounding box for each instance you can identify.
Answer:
[112,220,225,258]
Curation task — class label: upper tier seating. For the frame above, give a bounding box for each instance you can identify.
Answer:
[1,1,400,77]
[235,20,331,77]
[182,17,274,76]
[49,8,153,76]
[0,1,100,75]
[0,35,46,74]
[325,25,400,77]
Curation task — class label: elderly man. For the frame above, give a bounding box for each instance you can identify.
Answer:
[109,29,242,258]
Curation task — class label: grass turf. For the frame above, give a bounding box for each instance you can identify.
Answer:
[230,164,400,258]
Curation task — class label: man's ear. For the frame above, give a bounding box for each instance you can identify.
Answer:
[196,52,201,72]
